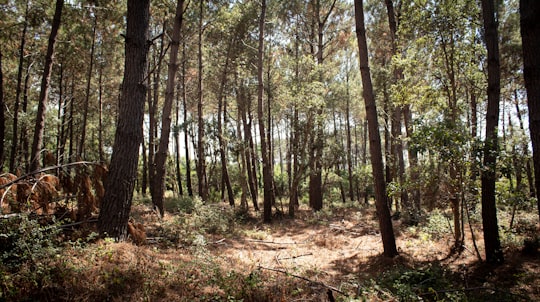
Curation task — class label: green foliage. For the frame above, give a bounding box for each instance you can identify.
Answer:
[379,264,465,302]
[0,215,61,271]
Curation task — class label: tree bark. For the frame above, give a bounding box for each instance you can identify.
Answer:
[9,0,29,173]
[354,0,398,257]
[216,39,235,207]
[78,14,97,159]
[0,51,4,171]
[258,0,273,223]
[197,0,208,201]
[520,0,540,221]
[182,39,193,197]
[481,0,504,264]
[98,0,150,240]
[29,0,64,172]
[151,0,185,216]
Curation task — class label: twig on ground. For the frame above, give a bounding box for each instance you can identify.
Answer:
[246,239,306,245]
[258,265,348,297]
[277,253,313,260]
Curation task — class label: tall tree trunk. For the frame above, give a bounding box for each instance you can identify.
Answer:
[182,41,193,197]
[0,51,4,171]
[258,0,273,223]
[240,88,259,210]
[514,92,535,198]
[345,73,354,202]
[216,40,235,206]
[98,0,150,240]
[175,83,183,196]
[78,14,97,159]
[481,0,504,264]
[354,0,398,257]
[520,0,540,221]
[29,0,64,172]
[9,0,29,173]
[98,62,105,162]
[151,0,185,216]
[147,25,165,199]
[197,0,208,201]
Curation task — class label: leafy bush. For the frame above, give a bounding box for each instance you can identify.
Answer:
[0,215,60,271]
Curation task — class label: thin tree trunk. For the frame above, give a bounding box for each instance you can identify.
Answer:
[216,40,235,206]
[258,0,272,223]
[98,0,150,240]
[481,0,504,264]
[9,1,29,173]
[520,0,540,221]
[29,0,64,172]
[0,51,4,171]
[354,0,398,257]
[197,0,208,201]
[98,62,104,162]
[182,39,193,197]
[514,92,535,198]
[78,14,97,159]
[151,0,185,216]
[175,83,183,196]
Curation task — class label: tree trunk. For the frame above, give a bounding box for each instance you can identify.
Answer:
[78,14,97,159]
[514,93,535,198]
[9,1,29,173]
[197,0,208,201]
[151,0,185,216]
[0,51,4,171]
[481,0,504,264]
[354,0,398,258]
[147,24,165,199]
[345,74,354,202]
[182,39,193,197]
[216,40,235,207]
[258,0,273,223]
[98,0,150,240]
[98,62,105,162]
[175,83,183,196]
[29,0,64,172]
[520,0,540,221]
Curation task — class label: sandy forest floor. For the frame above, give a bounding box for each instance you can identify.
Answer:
[2,198,539,301]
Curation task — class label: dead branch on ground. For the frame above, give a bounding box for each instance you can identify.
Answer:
[258,265,347,297]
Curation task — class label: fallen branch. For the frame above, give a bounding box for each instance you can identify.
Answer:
[329,224,362,236]
[246,239,306,245]
[277,253,313,260]
[258,266,348,297]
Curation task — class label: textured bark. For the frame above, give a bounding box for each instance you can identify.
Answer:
[520,0,540,221]
[196,0,208,201]
[98,0,150,240]
[151,0,185,216]
[354,0,398,258]
[29,0,64,172]
[481,0,504,264]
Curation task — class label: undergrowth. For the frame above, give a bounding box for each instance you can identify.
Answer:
[0,196,538,301]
